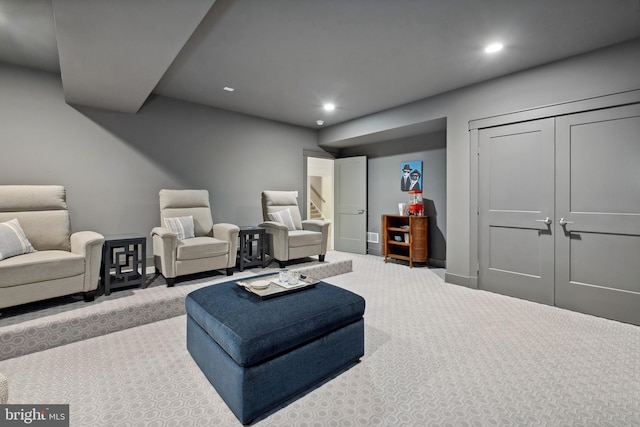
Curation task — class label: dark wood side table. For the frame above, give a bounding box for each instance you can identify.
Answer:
[101,234,147,295]
[237,226,266,271]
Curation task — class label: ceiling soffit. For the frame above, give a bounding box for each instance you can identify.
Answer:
[52,0,215,113]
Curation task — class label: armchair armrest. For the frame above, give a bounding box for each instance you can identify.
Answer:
[301,220,331,255]
[259,220,289,232]
[151,226,177,240]
[301,219,330,232]
[151,226,178,278]
[259,221,290,261]
[212,223,240,242]
[70,231,105,292]
[213,223,240,268]
[259,221,290,240]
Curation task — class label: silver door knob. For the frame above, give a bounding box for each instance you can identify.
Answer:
[558,218,574,226]
[357,209,365,214]
[535,217,552,225]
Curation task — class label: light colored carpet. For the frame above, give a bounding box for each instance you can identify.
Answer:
[0,252,353,361]
[1,252,639,426]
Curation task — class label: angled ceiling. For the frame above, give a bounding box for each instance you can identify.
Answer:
[53,0,216,113]
[1,0,640,128]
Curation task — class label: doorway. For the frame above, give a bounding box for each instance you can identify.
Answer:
[305,154,334,250]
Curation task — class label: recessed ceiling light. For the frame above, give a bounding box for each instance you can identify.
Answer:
[323,103,335,112]
[223,86,235,92]
[484,43,503,54]
[316,120,325,126]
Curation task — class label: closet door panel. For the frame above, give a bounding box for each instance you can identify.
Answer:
[478,119,555,305]
[569,232,640,293]
[555,104,640,325]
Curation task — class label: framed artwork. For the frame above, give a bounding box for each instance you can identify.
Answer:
[400,161,422,192]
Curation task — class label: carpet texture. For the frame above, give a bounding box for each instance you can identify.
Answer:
[1,252,639,426]
[0,253,352,361]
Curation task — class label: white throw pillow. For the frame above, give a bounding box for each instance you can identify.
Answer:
[163,215,195,240]
[0,218,36,260]
[268,209,297,231]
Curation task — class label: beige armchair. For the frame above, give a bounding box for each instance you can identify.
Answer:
[259,191,330,268]
[0,185,104,309]
[151,189,239,286]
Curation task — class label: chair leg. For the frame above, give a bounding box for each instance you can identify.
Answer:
[83,290,96,302]
[166,277,175,287]
[319,254,325,262]
[226,268,234,276]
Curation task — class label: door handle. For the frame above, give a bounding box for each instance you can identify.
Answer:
[535,217,552,225]
[558,218,574,226]
[357,209,365,214]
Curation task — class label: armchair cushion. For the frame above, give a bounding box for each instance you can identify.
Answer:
[267,209,297,231]
[159,190,213,237]
[163,215,195,240]
[262,191,303,230]
[176,237,229,260]
[0,218,36,260]
[288,230,323,248]
[0,250,84,288]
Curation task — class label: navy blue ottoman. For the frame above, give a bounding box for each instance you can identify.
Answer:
[185,279,365,425]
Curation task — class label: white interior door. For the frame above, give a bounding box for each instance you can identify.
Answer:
[334,156,367,254]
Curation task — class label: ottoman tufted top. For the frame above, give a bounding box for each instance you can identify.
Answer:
[186,280,365,367]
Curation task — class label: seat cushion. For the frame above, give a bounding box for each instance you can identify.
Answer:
[176,237,229,260]
[185,280,366,367]
[0,250,84,288]
[288,230,323,248]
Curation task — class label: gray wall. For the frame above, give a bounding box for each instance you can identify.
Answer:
[320,37,640,285]
[0,64,321,259]
[340,131,446,265]
[2,38,640,283]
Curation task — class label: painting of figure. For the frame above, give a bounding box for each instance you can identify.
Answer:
[400,161,422,191]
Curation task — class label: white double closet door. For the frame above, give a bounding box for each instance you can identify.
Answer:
[478,103,640,325]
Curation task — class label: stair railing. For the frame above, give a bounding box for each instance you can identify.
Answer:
[309,184,327,220]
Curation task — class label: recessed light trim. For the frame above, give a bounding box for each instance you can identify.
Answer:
[323,103,335,112]
[484,43,503,54]
[316,120,325,126]
[223,86,235,92]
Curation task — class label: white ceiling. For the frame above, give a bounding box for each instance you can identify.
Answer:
[1,0,640,129]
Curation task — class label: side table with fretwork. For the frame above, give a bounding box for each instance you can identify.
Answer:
[101,234,147,295]
[237,226,267,271]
